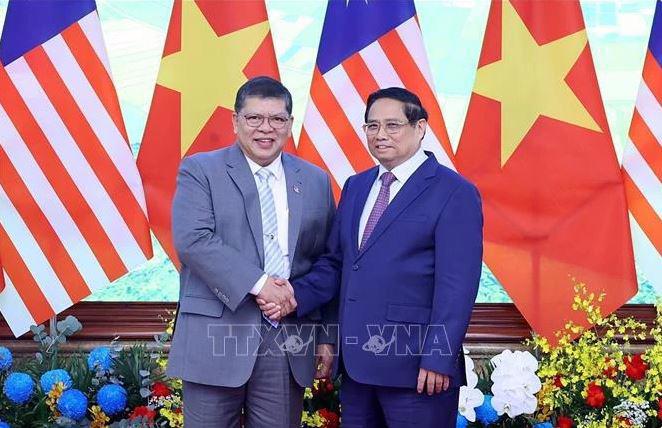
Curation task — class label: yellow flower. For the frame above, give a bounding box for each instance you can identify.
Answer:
[532,282,662,426]
[156,393,184,427]
[301,410,325,427]
[46,382,66,419]
[89,405,110,428]
[160,407,184,427]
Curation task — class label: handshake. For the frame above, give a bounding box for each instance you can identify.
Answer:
[255,276,297,321]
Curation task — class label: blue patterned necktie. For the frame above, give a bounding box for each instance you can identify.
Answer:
[255,168,286,326]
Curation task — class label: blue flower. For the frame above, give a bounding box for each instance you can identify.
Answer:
[57,389,88,421]
[0,347,12,372]
[40,369,72,392]
[534,423,553,428]
[0,421,9,428]
[456,414,469,428]
[476,394,499,425]
[3,372,34,405]
[87,347,113,372]
[96,384,127,415]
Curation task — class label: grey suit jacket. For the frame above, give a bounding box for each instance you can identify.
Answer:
[167,144,336,388]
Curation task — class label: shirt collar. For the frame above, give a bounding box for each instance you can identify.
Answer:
[244,152,284,181]
[377,147,428,183]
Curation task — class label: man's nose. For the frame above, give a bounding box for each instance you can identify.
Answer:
[257,118,274,132]
[375,124,389,139]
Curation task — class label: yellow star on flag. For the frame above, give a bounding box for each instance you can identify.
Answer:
[473,0,601,167]
[156,1,270,156]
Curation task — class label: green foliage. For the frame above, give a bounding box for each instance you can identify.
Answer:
[112,344,166,411]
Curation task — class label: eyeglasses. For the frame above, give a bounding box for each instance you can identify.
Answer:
[240,113,291,129]
[362,120,413,136]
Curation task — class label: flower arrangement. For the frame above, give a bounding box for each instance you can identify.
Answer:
[0,287,658,427]
[527,282,662,428]
[457,348,543,427]
[453,282,662,428]
[301,376,341,428]
[0,315,182,427]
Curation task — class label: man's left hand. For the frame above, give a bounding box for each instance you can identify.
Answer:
[315,344,334,379]
[417,368,449,395]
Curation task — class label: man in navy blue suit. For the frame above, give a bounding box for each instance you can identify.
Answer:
[259,87,483,427]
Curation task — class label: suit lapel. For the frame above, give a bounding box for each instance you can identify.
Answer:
[356,155,439,259]
[351,167,379,257]
[282,153,302,266]
[225,144,264,265]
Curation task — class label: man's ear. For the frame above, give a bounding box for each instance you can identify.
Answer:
[286,116,294,138]
[417,119,428,141]
[232,113,239,134]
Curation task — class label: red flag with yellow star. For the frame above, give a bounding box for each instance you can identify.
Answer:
[455,0,637,340]
[137,0,293,266]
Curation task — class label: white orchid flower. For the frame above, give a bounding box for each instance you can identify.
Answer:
[489,349,541,418]
[458,385,484,422]
[491,388,537,418]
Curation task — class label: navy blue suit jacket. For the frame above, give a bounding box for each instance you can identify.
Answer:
[294,153,483,389]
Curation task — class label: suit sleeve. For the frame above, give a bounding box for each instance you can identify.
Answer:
[316,174,340,345]
[293,178,350,317]
[419,181,483,377]
[172,156,264,312]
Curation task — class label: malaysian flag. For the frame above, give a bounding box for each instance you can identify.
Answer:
[297,0,454,199]
[622,1,662,294]
[0,0,153,336]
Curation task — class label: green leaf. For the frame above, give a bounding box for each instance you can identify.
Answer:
[30,324,45,334]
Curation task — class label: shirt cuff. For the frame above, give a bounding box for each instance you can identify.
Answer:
[249,274,268,295]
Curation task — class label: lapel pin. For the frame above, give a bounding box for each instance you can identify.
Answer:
[293,185,300,194]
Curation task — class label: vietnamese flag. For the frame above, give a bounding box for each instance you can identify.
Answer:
[137,0,294,266]
[455,0,637,340]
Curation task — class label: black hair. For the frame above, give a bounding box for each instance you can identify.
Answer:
[364,87,428,123]
[234,76,293,114]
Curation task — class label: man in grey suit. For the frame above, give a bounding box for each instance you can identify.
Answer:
[167,77,337,427]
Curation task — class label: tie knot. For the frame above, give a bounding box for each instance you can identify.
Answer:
[256,168,272,182]
[380,171,396,187]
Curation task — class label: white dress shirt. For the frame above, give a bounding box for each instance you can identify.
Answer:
[358,147,428,246]
[244,153,290,295]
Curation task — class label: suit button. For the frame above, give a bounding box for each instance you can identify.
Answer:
[352,264,359,271]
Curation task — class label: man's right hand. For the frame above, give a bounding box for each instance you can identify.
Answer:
[256,277,296,321]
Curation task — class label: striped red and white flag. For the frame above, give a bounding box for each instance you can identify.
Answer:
[297,0,453,199]
[622,1,662,294]
[0,1,152,336]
